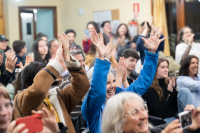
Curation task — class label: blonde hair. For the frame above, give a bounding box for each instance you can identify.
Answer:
[0,84,11,100]
[101,92,152,133]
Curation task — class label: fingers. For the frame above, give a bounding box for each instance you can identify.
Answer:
[19,62,24,69]
[21,128,29,133]
[166,119,181,131]
[7,120,17,133]
[50,107,56,119]
[184,105,195,111]
[12,123,26,133]
[141,37,148,44]
[159,37,166,43]
[100,31,103,41]
[150,26,155,36]
[106,43,112,54]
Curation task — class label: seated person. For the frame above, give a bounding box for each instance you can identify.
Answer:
[102,92,200,133]
[144,58,194,123]
[81,27,165,133]
[0,85,67,133]
[65,29,83,52]
[0,53,17,86]
[47,38,59,57]
[0,35,11,56]
[12,40,27,80]
[121,49,140,84]
[13,33,90,133]
[177,55,200,107]
[0,50,6,74]
[136,21,164,65]
[61,50,89,77]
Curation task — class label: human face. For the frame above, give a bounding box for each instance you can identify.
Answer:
[38,40,48,56]
[126,57,138,71]
[122,98,149,133]
[0,96,13,131]
[67,33,75,45]
[21,45,27,54]
[41,36,48,43]
[50,40,59,55]
[118,25,127,36]
[73,54,85,67]
[188,58,198,77]
[87,24,95,32]
[182,28,193,44]
[0,41,7,51]
[156,61,169,79]
[102,22,112,34]
[106,73,116,99]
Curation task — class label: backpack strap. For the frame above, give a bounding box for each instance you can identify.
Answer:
[16,91,24,117]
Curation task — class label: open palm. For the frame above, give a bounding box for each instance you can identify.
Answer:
[90,30,112,60]
[141,27,166,53]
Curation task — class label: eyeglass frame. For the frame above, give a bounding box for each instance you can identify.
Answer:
[0,101,14,115]
[124,104,148,119]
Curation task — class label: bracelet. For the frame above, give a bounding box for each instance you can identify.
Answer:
[43,68,56,80]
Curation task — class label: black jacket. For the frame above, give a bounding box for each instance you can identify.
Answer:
[0,70,12,86]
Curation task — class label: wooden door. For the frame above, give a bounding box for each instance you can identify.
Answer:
[0,0,5,35]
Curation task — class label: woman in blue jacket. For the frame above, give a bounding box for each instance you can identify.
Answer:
[81,28,166,133]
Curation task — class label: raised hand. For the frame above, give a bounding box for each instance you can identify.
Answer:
[167,77,175,92]
[90,30,112,60]
[116,57,128,88]
[58,32,70,61]
[184,105,200,131]
[0,52,4,66]
[189,34,194,45]
[19,54,33,70]
[141,27,166,53]
[54,43,63,63]
[5,53,17,73]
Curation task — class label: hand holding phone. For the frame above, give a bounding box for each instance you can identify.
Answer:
[179,111,192,129]
[16,114,43,133]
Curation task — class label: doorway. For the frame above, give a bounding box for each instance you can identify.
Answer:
[18,6,57,53]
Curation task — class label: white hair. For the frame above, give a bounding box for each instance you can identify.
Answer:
[101,92,152,133]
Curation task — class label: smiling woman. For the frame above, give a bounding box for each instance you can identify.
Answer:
[177,55,200,107]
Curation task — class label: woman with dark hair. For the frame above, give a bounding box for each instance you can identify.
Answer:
[110,24,131,61]
[175,26,200,75]
[144,58,193,123]
[82,21,100,54]
[35,33,48,42]
[32,39,51,65]
[13,33,90,133]
[177,55,200,107]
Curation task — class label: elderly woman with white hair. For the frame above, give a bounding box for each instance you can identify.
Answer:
[102,92,200,133]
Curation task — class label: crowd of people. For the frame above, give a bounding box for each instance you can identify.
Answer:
[0,17,200,133]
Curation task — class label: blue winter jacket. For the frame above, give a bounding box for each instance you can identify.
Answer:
[81,50,159,133]
[136,35,164,65]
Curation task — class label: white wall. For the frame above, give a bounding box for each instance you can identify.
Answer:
[60,0,152,47]
[3,0,152,48]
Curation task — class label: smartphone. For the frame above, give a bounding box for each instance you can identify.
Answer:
[16,114,43,133]
[178,111,192,129]
[85,29,90,39]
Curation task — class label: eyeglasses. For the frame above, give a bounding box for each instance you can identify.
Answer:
[0,101,14,115]
[125,104,148,119]
[183,31,192,34]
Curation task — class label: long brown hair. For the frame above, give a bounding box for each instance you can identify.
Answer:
[150,58,169,101]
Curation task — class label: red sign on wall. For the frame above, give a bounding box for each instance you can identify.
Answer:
[133,3,140,18]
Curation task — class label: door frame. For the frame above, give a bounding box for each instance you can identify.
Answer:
[18,6,57,40]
